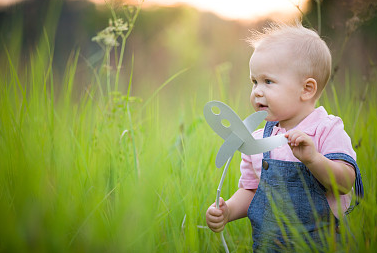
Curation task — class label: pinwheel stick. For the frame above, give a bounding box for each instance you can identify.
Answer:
[216,155,233,209]
[215,155,233,253]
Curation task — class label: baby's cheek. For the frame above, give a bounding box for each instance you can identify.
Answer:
[249,93,254,103]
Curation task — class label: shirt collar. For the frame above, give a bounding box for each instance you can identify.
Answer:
[272,106,328,136]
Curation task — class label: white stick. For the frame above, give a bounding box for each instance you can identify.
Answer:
[216,155,233,208]
[216,155,233,253]
[221,233,229,253]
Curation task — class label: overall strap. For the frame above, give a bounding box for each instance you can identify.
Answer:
[324,153,364,211]
[262,121,279,159]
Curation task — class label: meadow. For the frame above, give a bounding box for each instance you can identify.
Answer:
[0,1,377,252]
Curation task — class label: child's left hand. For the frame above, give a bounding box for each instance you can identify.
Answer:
[285,130,318,165]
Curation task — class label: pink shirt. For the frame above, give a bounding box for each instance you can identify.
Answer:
[239,106,356,218]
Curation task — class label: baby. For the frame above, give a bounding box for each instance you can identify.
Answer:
[206,22,364,252]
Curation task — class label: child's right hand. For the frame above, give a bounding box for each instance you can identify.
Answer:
[205,197,230,233]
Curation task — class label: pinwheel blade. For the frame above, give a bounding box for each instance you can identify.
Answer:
[243,111,267,135]
[216,132,243,168]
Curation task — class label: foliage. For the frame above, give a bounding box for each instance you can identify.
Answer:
[0,0,376,252]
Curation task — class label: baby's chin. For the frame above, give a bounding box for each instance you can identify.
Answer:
[264,114,278,122]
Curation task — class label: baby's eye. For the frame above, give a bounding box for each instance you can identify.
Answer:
[252,79,258,85]
[265,79,272,84]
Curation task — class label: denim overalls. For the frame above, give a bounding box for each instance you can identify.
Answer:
[247,121,364,252]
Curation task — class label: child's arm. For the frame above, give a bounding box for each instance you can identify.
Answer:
[206,188,255,232]
[285,130,355,194]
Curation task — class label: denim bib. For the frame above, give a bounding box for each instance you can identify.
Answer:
[247,121,364,252]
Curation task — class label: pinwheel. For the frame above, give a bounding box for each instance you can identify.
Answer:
[203,101,287,252]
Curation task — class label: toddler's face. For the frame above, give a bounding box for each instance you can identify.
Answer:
[249,44,306,130]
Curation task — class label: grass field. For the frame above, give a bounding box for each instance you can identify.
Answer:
[1,3,377,253]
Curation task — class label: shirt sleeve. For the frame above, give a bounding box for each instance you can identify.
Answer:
[317,115,356,162]
[317,115,356,214]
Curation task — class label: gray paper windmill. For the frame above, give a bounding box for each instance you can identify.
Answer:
[203,101,288,252]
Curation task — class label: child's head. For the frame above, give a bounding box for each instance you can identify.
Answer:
[247,22,332,129]
[248,22,332,99]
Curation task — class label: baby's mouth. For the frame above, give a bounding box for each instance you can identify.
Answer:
[256,103,268,111]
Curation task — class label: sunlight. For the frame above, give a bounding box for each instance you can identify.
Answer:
[0,0,23,8]
[1,0,311,21]
[141,0,310,21]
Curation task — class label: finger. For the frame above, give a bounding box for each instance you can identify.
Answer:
[287,130,299,139]
[206,218,224,228]
[207,214,225,223]
[218,197,226,208]
[291,133,310,147]
[285,131,296,143]
[207,206,223,216]
[288,134,299,146]
[211,227,225,233]
[287,131,303,146]
[293,135,306,146]
[206,221,224,232]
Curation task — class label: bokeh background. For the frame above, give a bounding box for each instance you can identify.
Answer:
[1,0,376,109]
[1,0,377,252]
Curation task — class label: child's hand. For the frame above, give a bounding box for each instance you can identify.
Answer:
[285,130,318,165]
[206,197,230,233]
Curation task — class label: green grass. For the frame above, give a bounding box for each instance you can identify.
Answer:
[1,5,377,253]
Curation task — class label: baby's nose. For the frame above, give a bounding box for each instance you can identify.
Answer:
[253,86,263,97]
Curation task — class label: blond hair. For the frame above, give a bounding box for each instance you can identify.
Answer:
[247,22,332,98]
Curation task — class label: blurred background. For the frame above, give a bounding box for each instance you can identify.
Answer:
[1,1,376,251]
[1,0,376,113]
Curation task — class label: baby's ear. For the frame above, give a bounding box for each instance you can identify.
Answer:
[301,78,317,101]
